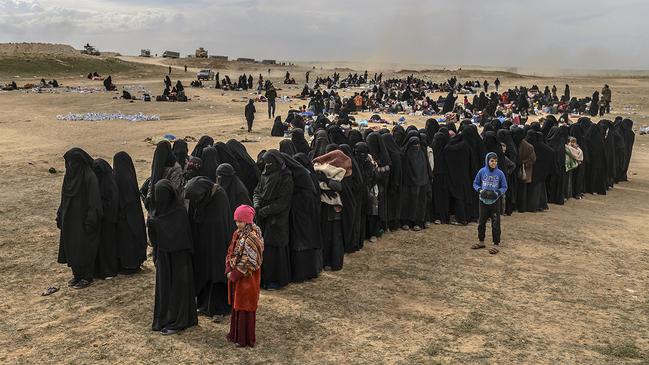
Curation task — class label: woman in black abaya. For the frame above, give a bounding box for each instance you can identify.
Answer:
[191,135,214,158]
[144,141,184,212]
[290,128,311,155]
[310,129,330,159]
[113,151,147,273]
[339,144,363,252]
[497,129,519,215]
[216,163,251,214]
[253,150,293,289]
[381,133,403,231]
[198,146,220,182]
[366,132,391,231]
[545,126,569,204]
[584,121,608,194]
[226,139,260,199]
[282,152,323,281]
[92,158,120,279]
[400,136,428,230]
[432,130,451,223]
[172,140,189,169]
[57,148,103,289]
[279,139,298,156]
[526,131,554,212]
[184,176,235,320]
[149,179,197,334]
[442,134,472,225]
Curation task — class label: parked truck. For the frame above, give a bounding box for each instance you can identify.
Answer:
[195,47,208,58]
[140,49,151,57]
[81,43,100,56]
[162,51,180,59]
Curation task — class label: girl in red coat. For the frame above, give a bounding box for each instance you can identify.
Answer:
[225,205,264,347]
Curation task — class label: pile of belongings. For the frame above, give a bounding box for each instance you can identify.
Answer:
[87,72,103,80]
[57,112,160,122]
[639,125,649,135]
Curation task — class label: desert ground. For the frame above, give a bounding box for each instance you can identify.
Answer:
[1,49,649,364]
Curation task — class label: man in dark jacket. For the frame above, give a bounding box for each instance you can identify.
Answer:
[265,86,277,119]
[245,99,256,132]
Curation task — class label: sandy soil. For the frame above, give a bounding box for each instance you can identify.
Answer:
[1,59,649,364]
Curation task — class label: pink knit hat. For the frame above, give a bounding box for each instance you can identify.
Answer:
[234,205,255,224]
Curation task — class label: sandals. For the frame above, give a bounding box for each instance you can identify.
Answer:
[161,328,179,335]
[471,243,486,250]
[41,286,59,296]
[489,246,499,254]
[72,279,92,289]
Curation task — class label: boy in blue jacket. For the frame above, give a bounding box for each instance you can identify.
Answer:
[472,152,507,254]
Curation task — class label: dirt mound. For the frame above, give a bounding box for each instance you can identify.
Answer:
[0,43,80,56]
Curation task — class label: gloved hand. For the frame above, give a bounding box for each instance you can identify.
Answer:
[316,171,328,182]
[322,190,338,200]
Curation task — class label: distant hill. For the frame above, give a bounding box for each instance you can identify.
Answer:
[0,43,166,79]
[0,42,80,56]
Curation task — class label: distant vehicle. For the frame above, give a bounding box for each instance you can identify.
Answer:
[195,47,208,58]
[162,51,180,59]
[197,69,215,81]
[81,43,100,56]
[140,49,151,57]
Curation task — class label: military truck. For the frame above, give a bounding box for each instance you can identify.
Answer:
[162,51,180,59]
[195,47,208,58]
[81,43,100,56]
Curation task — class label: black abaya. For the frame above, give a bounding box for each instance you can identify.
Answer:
[57,148,103,281]
[92,158,120,279]
[148,180,197,332]
[113,151,147,271]
[253,150,293,289]
[185,177,235,317]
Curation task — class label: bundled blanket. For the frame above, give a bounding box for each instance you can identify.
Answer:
[313,163,345,208]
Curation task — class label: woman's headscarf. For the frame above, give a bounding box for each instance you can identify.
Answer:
[191,135,214,158]
[172,139,189,169]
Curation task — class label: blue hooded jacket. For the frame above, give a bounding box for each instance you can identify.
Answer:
[473,152,507,205]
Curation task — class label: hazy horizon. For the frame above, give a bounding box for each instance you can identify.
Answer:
[1,0,646,71]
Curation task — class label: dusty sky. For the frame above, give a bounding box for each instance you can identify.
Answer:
[1,0,646,70]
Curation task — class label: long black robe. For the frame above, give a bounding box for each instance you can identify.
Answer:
[432,131,451,223]
[617,119,635,182]
[216,163,252,214]
[339,145,363,253]
[366,132,391,226]
[226,139,261,200]
[584,122,608,194]
[381,133,403,229]
[310,129,330,160]
[253,150,293,289]
[191,135,214,158]
[113,151,147,271]
[57,148,103,281]
[290,129,311,155]
[443,136,473,224]
[92,158,120,279]
[497,129,518,215]
[598,120,617,188]
[148,179,197,332]
[545,126,568,204]
[460,125,485,220]
[279,139,298,156]
[400,137,428,226]
[172,140,189,169]
[526,131,554,211]
[271,116,287,137]
[185,177,235,317]
[282,153,322,281]
[198,146,220,182]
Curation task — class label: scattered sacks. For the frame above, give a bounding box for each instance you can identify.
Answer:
[56,112,160,122]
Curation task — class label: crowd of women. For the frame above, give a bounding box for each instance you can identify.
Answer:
[56,107,635,343]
